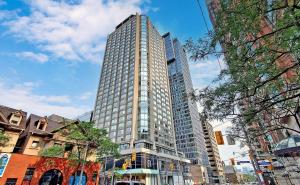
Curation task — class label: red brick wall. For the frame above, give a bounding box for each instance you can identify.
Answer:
[0,153,100,185]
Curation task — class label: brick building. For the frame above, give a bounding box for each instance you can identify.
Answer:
[0,104,101,185]
[0,105,27,153]
[0,153,100,185]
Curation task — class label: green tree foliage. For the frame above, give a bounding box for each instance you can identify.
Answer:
[40,121,120,185]
[243,174,257,182]
[39,145,64,157]
[0,130,9,148]
[40,121,119,161]
[185,0,300,139]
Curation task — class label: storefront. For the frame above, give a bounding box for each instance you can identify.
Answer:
[273,135,300,185]
[100,152,193,185]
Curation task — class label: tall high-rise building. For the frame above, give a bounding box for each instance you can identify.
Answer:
[93,14,191,185]
[202,121,225,184]
[163,32,209,184]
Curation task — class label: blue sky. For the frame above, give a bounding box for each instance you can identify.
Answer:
[0,0,251,165]
[0,0,218,117]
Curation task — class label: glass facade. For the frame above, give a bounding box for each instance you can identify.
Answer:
[94,15,136,143]
[93,15,176,154]
[148,22,176,153]
[138,15,149,138]
[163,33,209,166]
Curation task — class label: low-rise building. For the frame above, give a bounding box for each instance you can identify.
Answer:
[0,153,100,185]
[201,121,225,184]
[0,104,101,185]
[0,105,27,153]
[16,114,66,156]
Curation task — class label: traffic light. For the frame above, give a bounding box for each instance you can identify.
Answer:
[169,162,174,171]
[122,163,127,170]
[132,150,136,161]
[230,158,235,165]
[122,158,131,170]
[215,131,224,145]
[267,165,273,170]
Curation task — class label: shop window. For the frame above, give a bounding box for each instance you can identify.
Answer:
[5,178,17,185]
[92,172,98,182]
[23,168,35,181]
[69,171,87,185]
[39,169,63,185]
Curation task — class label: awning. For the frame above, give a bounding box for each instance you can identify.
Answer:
[274,135,300,156]
[115,169,159,175]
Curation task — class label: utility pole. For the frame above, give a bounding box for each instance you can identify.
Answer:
[100,157,107,185]
[78,142,89,185]
[110,158,116,185]
[242,125,265,185]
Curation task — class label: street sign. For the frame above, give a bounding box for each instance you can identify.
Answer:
[258,160,271,166]
[237,161,251,165]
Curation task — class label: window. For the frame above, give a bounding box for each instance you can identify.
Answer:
[64,143,74,152]
[37,120,47,131]
[39,169,63,185]
[23,168,35,181]
[92,172,98,181]
[31,141,39,148]
[9,113,22,125]
[5,178,17,185]
[54,142,62,147]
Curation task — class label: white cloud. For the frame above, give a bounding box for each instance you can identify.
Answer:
[144,6,159,13]
[78,91,93,100]
[0,9,18,20]
[0,80,89,118]
[15,51,49,63]
[189,57,225,89]
[3,0,143,63]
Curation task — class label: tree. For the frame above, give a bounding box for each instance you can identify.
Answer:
[185,0,300,139]
[40,121,120,184]
[39,145,64,157]
[243,174,257,182]
[0,130,9,148]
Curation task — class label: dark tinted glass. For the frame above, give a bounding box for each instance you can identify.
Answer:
[116,183,130,185]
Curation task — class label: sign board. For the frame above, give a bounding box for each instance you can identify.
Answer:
[237,161,251,165]
[0,153,11,177]
[258,160,271,166]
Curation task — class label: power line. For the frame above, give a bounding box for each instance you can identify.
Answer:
[196,0,210,32]
[195,0,222,70]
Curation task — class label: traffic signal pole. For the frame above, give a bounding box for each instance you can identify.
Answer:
[242,125,265,185]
